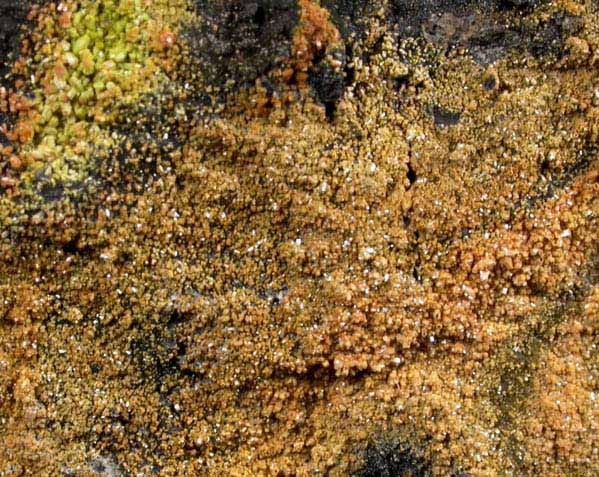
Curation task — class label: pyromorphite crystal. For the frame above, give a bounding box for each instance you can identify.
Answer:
[78,49,95,75]
[0,0,183,189]
[108,44,128,63]
[72,33,91,54]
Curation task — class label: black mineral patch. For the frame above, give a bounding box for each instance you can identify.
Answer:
[390,0,579,64]
[186,0,299,89]
[432,105,461,127]
[308,51,347,121]
[320,0,371,39]
[0,0,32,76]
[0,0,36,146]
[356,435,432,477]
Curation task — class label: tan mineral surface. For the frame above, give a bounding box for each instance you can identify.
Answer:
[0,0,597,476]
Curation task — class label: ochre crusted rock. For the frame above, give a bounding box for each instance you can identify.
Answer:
[0,1,598,476]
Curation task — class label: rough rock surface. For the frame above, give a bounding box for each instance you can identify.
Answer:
[0,1,598,476]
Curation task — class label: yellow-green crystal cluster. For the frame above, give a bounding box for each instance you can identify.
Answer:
[23,0,161,182]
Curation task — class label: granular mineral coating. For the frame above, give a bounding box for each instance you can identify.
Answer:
[0,1,597,476]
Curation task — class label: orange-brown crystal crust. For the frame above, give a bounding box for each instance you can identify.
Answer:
[0,1,598,476]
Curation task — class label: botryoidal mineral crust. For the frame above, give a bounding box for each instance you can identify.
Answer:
[0,0,597,476]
